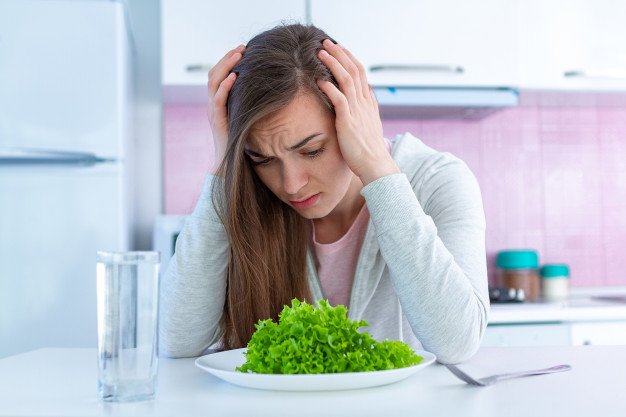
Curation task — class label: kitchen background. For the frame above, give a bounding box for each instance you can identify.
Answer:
[162,0,626,288]
[164,95,626,288]
[2,0,626,358]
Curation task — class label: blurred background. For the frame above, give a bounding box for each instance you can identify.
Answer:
[2,0,626,358]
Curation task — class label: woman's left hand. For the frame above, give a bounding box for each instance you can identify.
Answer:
[316,39,400,185]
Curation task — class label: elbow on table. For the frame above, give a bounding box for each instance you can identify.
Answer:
[158,328,214,359]
[158,340,210,359]
[431,311,488,364]
[433,337,481,364]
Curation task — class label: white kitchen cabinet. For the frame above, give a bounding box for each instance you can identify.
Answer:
[517,0,626,91]
[161,0,626,98]
[485,289,626,347]
[309,0,519,88]
[483,321,626,347]
[482,324,572,347]
[161,0,306,86]
[570,322,626,346]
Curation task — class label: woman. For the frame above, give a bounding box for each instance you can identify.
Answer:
[160,24,489,364]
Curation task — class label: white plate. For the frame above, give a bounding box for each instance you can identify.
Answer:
[195,348,436,391]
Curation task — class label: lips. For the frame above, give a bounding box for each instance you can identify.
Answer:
[290,193,320,209]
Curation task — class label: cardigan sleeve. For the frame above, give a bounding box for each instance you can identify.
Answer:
[158,175,229,358]
[361,156,489,364]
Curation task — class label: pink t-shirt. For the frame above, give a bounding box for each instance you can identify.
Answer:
[311,204,370,308]
[311,138,393,307]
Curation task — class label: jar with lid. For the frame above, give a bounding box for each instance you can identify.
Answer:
[496,250,540,302]
[540,264,570,301]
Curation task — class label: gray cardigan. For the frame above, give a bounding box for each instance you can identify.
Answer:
[159,132,490,364]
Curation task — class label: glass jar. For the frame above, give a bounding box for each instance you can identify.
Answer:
[496,250,540,302]
[540,264,570,301]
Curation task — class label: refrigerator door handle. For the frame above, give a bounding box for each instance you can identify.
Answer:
[0,147,115,166]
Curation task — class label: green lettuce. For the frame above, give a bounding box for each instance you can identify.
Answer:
[236,299,423,374]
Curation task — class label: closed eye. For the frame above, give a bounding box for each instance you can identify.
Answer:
[246,147,325,167]
[304,147,325,159]
[250,157,273,166]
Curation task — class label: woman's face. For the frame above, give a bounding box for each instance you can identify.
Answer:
[245,92,357,220]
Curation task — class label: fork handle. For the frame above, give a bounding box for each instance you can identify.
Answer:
[494,364,572,382]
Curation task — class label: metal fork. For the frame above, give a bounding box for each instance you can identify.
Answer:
[445,363,572,386]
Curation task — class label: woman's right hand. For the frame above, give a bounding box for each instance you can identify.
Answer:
[208,44,245,170]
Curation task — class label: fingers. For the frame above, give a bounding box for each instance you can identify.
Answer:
[339,46,371,100]
[208,44,245,96]
[319,39,370,101]
[318,40,359,102]
[210,72,237,123]
[367,84,379,107]
[207,45,244,146]
[316,79,350,119]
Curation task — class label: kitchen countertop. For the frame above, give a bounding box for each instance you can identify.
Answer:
[0,346,624,417]
[489,286,626,324]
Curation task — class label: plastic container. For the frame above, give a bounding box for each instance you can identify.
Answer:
[540,264,570,301]
[496,250,540,302]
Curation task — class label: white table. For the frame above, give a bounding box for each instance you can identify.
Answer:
[0,346,623,417]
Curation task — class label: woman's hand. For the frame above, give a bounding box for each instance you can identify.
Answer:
[316,39,400,185]
[207,44,245,170]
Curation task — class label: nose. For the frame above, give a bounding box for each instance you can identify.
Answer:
[281,160,308,196]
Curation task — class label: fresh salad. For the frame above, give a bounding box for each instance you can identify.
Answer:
[237,299,423,374]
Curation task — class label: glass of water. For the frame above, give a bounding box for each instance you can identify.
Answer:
[96,251,160,402]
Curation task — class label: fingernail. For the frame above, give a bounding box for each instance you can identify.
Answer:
[319,49,329,58]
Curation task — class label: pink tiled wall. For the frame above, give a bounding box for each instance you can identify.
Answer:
[164,94,626,287]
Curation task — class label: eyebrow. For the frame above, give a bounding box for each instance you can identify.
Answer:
[245,133,323,158]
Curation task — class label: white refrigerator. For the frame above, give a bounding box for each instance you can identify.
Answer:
[0,0,133,358]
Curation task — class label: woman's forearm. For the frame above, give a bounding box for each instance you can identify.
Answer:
[158,176,229,358]
[362,169,489,364]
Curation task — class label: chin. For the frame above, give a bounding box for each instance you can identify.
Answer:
[294,209,325,220]
[293,204,334,220]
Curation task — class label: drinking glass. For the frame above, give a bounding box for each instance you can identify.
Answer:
[96,251,160,402]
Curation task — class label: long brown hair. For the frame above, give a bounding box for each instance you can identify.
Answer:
[213,23,339,349]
